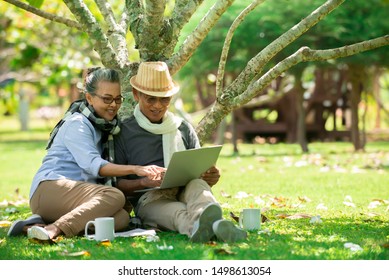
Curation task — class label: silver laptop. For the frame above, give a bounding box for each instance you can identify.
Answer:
[135,145,223,192]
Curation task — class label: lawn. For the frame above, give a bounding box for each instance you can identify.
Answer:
[0,117,388,260]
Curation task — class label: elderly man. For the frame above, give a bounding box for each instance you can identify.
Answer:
[114,61,246,243]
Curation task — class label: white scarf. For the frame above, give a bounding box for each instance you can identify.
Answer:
[134,104,185,167]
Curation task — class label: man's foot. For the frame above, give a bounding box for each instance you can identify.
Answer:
[212,219,247,243]
[7,214,45,236]
[190,203,222,243]
[27,226,50,240]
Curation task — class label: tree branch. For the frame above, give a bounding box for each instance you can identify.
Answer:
[168,0,235,75]
[119,0,131,33]
[127,0,143,49]
[134,0,166,60]
[220,0,345,103]
[2,0,82,30]
[216,0,265,97]
[95,0,128,66]
[235,35,389,107]
[161,0,205,58]
[62,0,119,68]
[95,0,118,29]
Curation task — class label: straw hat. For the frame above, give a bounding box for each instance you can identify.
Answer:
[130,61,180,97]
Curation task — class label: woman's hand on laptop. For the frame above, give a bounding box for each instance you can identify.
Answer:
[201,166,220,187]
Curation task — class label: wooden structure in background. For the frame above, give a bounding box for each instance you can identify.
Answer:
[233,69,352,143]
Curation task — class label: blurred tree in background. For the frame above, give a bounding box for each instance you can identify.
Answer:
[0,0,388,151]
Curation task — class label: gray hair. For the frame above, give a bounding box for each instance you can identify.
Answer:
[84,67,120,95]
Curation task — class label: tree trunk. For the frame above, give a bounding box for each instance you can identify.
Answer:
[18,87,29,131]
[294,69,309,152]
[373,68,382,129]
[348,65,365,151]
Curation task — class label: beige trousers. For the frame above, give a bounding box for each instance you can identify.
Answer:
[136,179,218,237]
[30,179,129,237]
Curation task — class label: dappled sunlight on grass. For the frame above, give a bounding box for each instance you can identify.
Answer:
[1,125,388,259]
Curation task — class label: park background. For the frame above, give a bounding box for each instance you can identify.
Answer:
[0,0,388,260]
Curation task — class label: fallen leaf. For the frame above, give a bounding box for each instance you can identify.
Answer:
[60,250,91,257]
[0,221,12,227]
[0,199,9,207]
[344,242,363,252]
[256,156,267,163]
[230,211,269,223]
[291,203,305,209]
[295,160,308,167]
[368,201,381,209]
[310,215,323,224]
[269,196,288,208]
[220,190,231,198]
[334,166,347,173]
[5,207,18,214]
[316,203,328,211]
[146,235,160,242]
[298,196,312,203]
[258,229,271,236]
[286,213,312,219]
[8,199,29,206]
[229,212,239,223]
[261,214,269,223]
[365,212,380,218]
[276,213,289,219]
[351,166,365,173]
[234,191,250,199]
[319,166,330,172]
[214,248,235,255]
[343,201,356,208]
[276,213,311,219]
[28,238,56,245]
[344,195,353,202]
[203,241,216,247]
[381,243,389,249]
[255,197,266,206]
[371,199,387,204]
[98,240,112,247]
[156,243,173,250]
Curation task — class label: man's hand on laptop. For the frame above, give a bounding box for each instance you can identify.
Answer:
[200,166,220,187]
[135,165,166,180]
[139,168,166,189]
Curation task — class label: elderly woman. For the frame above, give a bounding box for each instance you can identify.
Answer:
[8,67,163,240]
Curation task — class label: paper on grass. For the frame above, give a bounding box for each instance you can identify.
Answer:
[86,228,156,240]
[115,228,156,237]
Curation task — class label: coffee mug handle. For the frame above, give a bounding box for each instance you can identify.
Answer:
[239,212,244,228]
[85,221,95,240]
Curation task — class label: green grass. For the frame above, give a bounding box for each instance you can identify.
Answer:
[0,118,388,260]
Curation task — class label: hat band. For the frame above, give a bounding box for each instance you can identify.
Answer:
[132,80,175,93]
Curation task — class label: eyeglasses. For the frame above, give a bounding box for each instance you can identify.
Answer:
[140,93,171,105]
[94,94,124,104]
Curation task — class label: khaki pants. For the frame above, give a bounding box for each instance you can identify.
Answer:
[30,179,129,237]
[136,179,218,237]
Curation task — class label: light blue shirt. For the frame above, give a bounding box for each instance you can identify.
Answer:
[29,112,109,199]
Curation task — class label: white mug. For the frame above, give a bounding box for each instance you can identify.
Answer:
[239,208,261,230]
[85,217,115,241]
